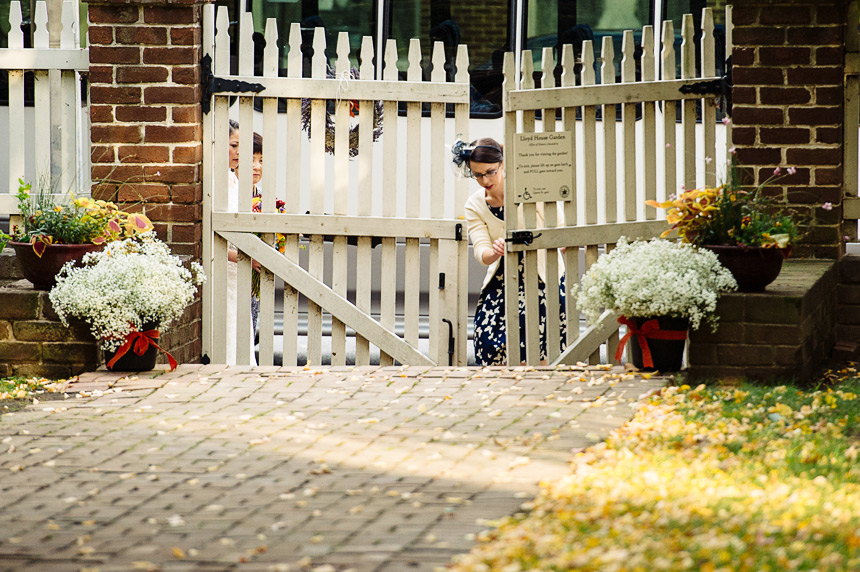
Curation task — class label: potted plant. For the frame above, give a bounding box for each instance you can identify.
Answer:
[48,232,205,371]
[573,237,737,371]
[0,178,153,289]
[646,158,801,291]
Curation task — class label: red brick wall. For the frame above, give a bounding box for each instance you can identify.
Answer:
[730,0,846,258]
[87,0,208,365]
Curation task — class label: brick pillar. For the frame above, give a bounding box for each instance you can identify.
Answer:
[87,0,209,364]
[731,0,847,258]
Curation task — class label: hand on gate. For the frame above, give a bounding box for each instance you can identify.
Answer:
[491,237,506,258]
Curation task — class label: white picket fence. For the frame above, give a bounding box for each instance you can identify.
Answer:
[0,0,89,216]
[202,5,472,366]
[503,7,731,365]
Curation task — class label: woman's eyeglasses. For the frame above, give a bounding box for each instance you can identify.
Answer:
[470,167,500,180]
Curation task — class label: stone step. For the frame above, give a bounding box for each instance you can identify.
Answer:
[688,259,838,383]
[0,247,23,282]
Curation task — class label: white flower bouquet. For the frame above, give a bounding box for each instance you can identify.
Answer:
[49,232,206,352]
[573,237,737,331]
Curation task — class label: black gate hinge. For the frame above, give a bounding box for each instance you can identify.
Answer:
[678,55,733,117]
[679,76,730,97]
[201,54,266,114]
[506,230,542,246]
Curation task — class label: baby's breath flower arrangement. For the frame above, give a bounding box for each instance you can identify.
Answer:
[49,233,205,360]
[573,237,737,332]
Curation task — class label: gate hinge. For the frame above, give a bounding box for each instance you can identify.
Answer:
[455,223,463,241]
[201,54,266,114]
[679,75,730,97]
[506,230,542,246]
[678,55,733,117]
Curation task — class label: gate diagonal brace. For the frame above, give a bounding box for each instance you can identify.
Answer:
[201,54,266,114]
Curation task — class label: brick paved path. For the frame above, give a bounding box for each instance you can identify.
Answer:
[0,365,666,572]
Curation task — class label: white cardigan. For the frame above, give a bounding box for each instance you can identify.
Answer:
[465,190,553,292]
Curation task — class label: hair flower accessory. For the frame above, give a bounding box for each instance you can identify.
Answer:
[450,139,475,178]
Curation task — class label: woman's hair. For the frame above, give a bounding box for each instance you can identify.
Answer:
[229,119,239,135]
[451,137,503,177]
[253,132,263,155]
[468,137,503,164]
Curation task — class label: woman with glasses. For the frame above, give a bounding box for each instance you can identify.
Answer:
[455,137,565,365]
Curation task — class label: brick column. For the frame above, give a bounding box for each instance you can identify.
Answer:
[731,0,847,258]
[87,0,209,364]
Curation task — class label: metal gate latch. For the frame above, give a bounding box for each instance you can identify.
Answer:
[506,230,542,246]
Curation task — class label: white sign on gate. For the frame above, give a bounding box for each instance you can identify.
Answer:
[512,131,573,203]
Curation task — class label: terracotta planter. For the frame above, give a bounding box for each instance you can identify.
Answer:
[10,241,103,290]
[703,244,787,292]
[626,316,689,372]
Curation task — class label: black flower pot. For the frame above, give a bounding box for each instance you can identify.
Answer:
[627,316,689,372]
[104,343,159,372]
[703,245,787,292]
[103,322,160,372]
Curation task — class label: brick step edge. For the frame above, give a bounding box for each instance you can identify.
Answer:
[0,248,23,280]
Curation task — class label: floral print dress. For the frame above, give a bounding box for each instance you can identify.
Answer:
[473,205,566,365]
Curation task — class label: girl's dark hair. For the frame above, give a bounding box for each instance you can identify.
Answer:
[253,132,263,155]
[468,137,503,164]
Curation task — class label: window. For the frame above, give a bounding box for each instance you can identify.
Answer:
[385,0,512,116]
[248,0,375,74]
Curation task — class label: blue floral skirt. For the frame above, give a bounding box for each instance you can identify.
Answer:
[474,255,566,365]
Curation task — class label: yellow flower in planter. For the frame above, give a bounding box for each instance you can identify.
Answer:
[0,179,154,254]
[647,159,801,250]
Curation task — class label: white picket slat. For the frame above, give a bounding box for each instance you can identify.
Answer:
[681,14,697,191]
[662,21,678,204]
[257,17,279,366]
[7,3,25,196]
[403,39,422,349]
[602,37,618,227]
[201,3,216,361]
[519,52,541,365]
[379,40,399,366]
[354,36,375,365]
[560,44,579,348]
[502,51,519,364]
[541,47,562,364]
[701,8,717,188]
[33,3,50,185]
[454,45,471,365]
[641,26,657,219]
[620,31,636,224]
[280,22,303,367]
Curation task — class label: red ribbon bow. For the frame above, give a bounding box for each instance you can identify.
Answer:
[615,316,687,369]
[107,329,177,371]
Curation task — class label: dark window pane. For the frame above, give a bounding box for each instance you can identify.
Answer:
[525,0,651,85]
[386,0,510,117]
[249,0,375,75]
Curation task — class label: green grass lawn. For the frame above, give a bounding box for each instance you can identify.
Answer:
[450,377,860,572]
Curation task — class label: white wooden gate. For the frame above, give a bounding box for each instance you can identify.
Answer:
[0,0,89,214]
[502,8,731,366]
[201,6,471,366]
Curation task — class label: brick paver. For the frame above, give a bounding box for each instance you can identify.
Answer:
[0,364,667,572]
